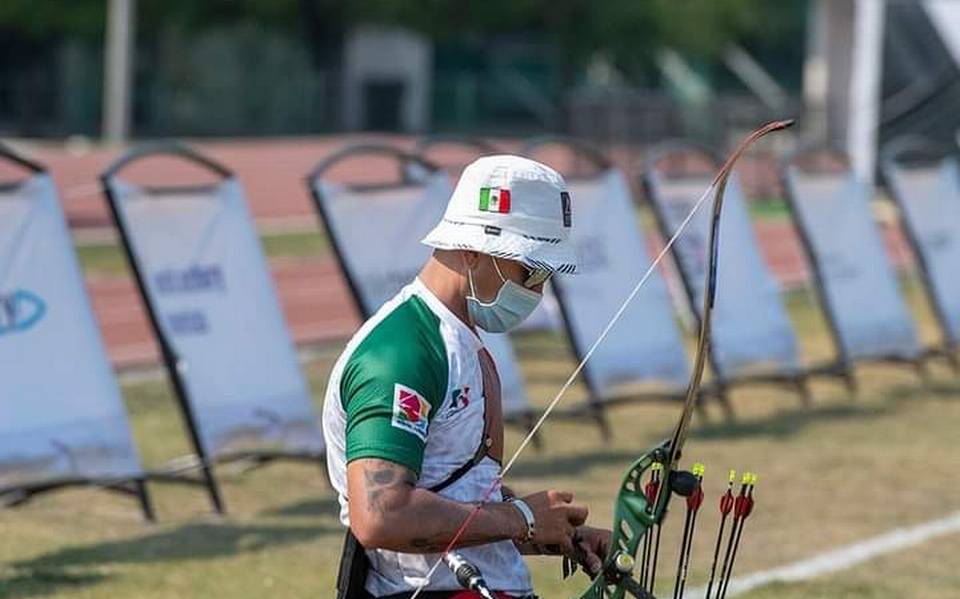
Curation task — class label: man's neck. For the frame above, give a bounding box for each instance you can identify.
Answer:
[418,256,474,331]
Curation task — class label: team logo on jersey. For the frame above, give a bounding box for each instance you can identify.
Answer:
[392,383,431,440]
[449,386,471,412]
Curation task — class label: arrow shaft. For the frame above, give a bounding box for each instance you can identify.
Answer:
[676,506,701,599]
[703,514,728,599]
[640,526,652,588]
[672,507,695,599]
[715,514,744,597]
[718,513,750,599]
[649,522,664,593]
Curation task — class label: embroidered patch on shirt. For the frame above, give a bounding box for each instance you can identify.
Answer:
[449,386,471,412]
[392,383,431,440]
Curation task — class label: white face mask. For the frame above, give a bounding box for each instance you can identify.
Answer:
[466,257,543,333]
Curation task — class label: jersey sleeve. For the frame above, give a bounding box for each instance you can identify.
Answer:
[340,297,449,476]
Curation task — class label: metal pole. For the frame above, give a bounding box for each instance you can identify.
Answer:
[102,0,136,143]
[847,0,886,183]
[801,0,829,141]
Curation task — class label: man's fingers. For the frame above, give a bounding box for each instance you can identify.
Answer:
[567,504,589,526]
[584,553,603,576]
[553,490,574,503]
[577,538,603,575]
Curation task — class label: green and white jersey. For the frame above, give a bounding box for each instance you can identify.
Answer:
[323,278,533,596]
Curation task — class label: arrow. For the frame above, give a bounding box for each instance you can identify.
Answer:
[673,462,705,599]
[718,473,756,599]
[704,470,737,599]
[714,473,753,599]
[649,514,664,595]
[639,463,663,590]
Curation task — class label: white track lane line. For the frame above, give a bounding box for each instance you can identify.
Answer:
[683,510,960,598]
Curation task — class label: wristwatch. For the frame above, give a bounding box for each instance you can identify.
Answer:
[506,497,536,542]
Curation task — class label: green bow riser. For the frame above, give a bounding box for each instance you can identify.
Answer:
[576,441,673,599]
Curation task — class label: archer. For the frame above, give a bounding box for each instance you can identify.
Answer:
[324,155,611,598]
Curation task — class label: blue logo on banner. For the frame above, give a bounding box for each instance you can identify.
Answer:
[0,290,47,336]
[167,310,209,335]
[154,265,225,295]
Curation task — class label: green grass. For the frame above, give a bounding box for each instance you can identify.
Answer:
[2,275,958,598]
[258,230,329,262]
[73,243,131,278]
[76,230,328,277]
[748,198,790,220]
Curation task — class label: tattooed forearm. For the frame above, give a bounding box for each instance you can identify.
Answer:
[362,461,417,514]
[399,504,515,553]
[346,458,523,553]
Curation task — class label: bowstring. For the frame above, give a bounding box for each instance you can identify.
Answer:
[410,179,718,598]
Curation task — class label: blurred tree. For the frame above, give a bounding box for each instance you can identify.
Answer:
[339,0,807,84]
[0,0,807,136]
[0,0,804,78]
[137,0,302,33]
[0,0,105,39]
[0,0,303,39]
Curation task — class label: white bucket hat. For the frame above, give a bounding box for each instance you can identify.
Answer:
[422,155,578,274]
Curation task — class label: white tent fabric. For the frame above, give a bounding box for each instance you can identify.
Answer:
[312,171,533,418]
[107,178,324,458]
[553,169,689,397]
[0,174,143,489]
[923,0,960,66]
[646,172,801,378]
[883,158,960,345]
[783,169,920,359]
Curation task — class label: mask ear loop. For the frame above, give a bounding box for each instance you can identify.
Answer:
[467,255,508,308]
[466,264,479,299]
[465,254,493,304]
[490,256,508,284]
[461,250,481,299]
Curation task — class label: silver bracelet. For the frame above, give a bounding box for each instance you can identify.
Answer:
[507,497,536,542]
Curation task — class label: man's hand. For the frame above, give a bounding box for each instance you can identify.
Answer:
[519,490,588,553]
[571,526,611,576]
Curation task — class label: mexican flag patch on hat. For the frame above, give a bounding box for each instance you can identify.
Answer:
[479,187,511,213]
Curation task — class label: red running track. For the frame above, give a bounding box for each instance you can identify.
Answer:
[2,136,913,367]
[10,134,782,230]
[87,220,913,369]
